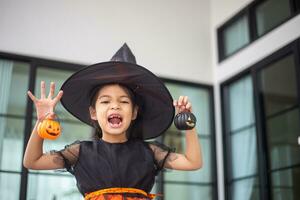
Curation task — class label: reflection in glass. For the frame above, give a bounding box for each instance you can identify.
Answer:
[231,128,258,179]
[224,75,259,199]
[255,0,291,36]
[223,15,250,57]
[0,60,30,115]
[267,108,300,170]
[259,55,297,117]
[27,174,81,200]
[230,177,260,200]
[0,117,25,171]
[226,75,258,179]
[0,60,29,172]
[271,167,300,200]
[165,184,212,200]
[0,173,21,200]
[227,75,255,131]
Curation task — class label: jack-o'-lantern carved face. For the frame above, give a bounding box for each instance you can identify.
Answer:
[174,112,197,130]
[38,119,61,140]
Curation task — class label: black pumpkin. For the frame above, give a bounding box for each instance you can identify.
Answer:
[174,112,197,130]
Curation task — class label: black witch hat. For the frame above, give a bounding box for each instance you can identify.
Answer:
[60,43,175,139]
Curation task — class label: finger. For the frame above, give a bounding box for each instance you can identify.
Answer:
[183,96,188,105]
[53,90,64,104]
[27,91,37,103]
[40,81,46,99]
[48,82,55,99]
[173,100,179,113]
[178,96,184,106]
[173,100,178,107]
[186,102,192,111]
[179,105,186,113]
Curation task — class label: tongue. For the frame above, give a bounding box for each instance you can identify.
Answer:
[109,117,121,124]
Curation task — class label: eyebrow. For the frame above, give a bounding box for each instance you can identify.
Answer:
[98,95,130,99]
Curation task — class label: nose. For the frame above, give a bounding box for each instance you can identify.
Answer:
[111,102,120,110]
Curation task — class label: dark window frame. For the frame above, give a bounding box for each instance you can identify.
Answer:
[0,51,218,200]
[221,38,300,200]
[217,0,300,62]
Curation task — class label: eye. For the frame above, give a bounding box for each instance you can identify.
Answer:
[100,101,110,104]
[120,101,129,104]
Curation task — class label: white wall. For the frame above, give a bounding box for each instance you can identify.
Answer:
[210,1,300,200]
[0,0,213,84]
[210,1,255,199]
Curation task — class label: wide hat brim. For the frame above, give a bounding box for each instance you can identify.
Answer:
[60,61,175,139]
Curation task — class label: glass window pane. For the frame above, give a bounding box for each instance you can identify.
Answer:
[255,0,291,36]
[164,135,212,183]
[27,173,82,200]
[0,60,29,173]
[227,75,255,131]
[0,117,25,171]
[0,173,21,200]
[267,108,300,170]
[230,177,260,200]
[164,184,212,200]
[165,83,211,136]
[0,60,30,116]
[230,127,258,179]
[259,54,297,117]
[223,15,250,57]
[271,167,300,200]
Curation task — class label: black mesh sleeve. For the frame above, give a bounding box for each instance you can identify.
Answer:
[55,141,81,174]
[148,141,175,172]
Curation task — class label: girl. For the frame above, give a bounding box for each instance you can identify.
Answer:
[23,44,202,200]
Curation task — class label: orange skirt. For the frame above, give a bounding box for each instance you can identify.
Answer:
[85,188,157,200]
[86,194,151,200]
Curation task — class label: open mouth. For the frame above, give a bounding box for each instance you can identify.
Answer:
[108,114,123,128]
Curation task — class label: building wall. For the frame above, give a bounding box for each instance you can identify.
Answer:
[0,0,213,84]
[210,0,300,200]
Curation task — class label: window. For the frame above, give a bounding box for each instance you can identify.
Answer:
[0,60,30,199]
[222,38,300,200]
[223,75,260,200]
[163,82,216,200]
[255,0,291,36]
[0,53,217,200]
[222,15,250,58]
[258,54,300,199]
[217,0,297,61]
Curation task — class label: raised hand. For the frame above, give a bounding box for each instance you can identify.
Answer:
[173,96,192,113]
[27,81,63,121]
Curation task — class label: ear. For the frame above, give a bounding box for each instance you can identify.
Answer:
[89,106,97,120]
[132,105,138,120]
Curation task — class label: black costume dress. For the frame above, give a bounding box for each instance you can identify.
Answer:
[58,138,173,198]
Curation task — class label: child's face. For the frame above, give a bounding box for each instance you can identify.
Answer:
[89,84,138,137]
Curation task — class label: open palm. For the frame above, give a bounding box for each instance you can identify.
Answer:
[27,81,63,121]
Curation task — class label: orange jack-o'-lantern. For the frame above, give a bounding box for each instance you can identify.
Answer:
[37,119,61,140]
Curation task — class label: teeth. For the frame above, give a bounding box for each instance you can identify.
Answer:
[108,114,122,119]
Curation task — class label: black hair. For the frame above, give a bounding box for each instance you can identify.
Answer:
[89,83,143,140]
